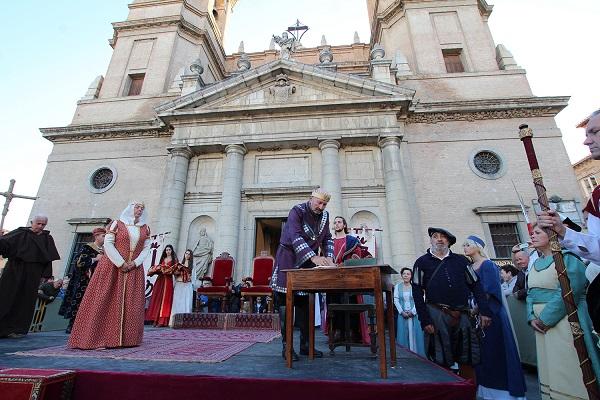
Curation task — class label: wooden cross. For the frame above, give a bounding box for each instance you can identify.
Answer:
[0,179,38,231]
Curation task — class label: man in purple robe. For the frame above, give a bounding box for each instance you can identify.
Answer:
[271,188,335,360]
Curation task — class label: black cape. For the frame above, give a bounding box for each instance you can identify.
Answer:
[0,227,60,335]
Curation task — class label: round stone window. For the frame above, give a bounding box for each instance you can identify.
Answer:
[468,149,506,180]
[88,166,117,193]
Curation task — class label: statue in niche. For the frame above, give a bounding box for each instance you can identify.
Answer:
[192,227,214,286]
[272,31,296,60]
[269,73,296,103]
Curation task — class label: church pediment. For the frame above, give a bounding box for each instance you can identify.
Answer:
[155,59,414,117]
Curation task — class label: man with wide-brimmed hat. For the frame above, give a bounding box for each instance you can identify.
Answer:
[271,188,335,360]
[411,227,492,380]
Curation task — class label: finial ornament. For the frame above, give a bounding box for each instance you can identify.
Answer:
[518,124,533,139]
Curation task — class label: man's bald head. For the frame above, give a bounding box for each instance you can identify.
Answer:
[583,109,600,160]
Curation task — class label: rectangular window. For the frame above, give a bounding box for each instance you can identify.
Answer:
[442,49,465,73]
[127,73,145,96]
[65,232,94,277]
[583,175,598,197]
[489,223,520,259]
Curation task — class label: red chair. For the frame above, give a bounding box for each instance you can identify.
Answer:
[240,253,275,313]
[197,252,235,312]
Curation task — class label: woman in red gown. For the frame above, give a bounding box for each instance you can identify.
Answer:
[145,245,177,327]
[68,202,151,349]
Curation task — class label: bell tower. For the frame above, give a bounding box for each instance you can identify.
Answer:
[366,0,498,77]
[98,0,234,99]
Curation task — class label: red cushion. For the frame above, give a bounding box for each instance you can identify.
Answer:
[252,257,274,286]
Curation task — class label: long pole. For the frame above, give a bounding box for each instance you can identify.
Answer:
[519,124,599,399]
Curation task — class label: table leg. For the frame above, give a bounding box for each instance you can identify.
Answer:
[386,289,397,367]
[286,290,294,368]
[374,288,387,378]
[309,293,315,360]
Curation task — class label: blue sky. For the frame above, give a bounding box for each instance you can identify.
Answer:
[0,0,598,230]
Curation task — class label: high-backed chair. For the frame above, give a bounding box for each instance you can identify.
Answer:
[240,252,275,313]
[197,252,235,312]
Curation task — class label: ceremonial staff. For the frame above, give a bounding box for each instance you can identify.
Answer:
[519,124,599,399]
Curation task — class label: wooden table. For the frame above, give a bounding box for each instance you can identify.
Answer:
[284,264,397,378]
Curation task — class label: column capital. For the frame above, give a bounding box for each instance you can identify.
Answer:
[168,146,194,159]
[378,136,401,149]
[224,144,247,156]
[318,139,341,151]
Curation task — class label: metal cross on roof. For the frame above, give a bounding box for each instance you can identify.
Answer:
[0,179,38,231]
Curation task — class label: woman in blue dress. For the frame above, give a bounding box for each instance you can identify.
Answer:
[463,235,526,400]
[393,267,425,356]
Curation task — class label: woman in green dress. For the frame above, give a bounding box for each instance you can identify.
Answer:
[528,224,600,399]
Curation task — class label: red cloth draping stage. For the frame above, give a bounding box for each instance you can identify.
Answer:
[0,368,75,400]
[71,369,474,400]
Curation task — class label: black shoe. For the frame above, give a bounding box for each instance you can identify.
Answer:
[6,333,25,339]
[65,327,72,334]
[300,347,323,358]
[282,346,299,361]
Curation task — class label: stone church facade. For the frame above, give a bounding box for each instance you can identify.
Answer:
[36,0,580,280]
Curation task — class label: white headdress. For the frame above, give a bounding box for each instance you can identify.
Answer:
[118,201,148,226]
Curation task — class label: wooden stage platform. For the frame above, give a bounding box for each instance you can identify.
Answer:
[0,326,474,400]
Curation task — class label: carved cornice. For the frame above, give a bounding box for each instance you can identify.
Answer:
[407,109,553,124]
[371,1,405,45]
[379,0,405,24]
[112,15,185,33]
[406,96,569,124]
[40,121,169,143]
[478,0,494,19]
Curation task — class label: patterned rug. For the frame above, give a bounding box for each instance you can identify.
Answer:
[173,313,280,331]
[11,329,280,363]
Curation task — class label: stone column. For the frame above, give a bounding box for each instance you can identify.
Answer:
[379,136,416,268]
[319,139,343,221]
[156,146,193,247]
[214,144,246,259]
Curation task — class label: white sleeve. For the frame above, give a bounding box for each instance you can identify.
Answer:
[562,228,600,264]
[133,237,152,267]
[104,221,125,267]
[393,284,402,313]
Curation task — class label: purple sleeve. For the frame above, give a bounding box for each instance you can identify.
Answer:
[287,207,317,265]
